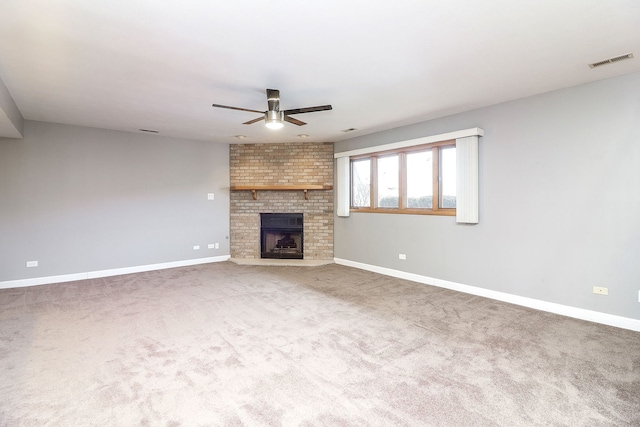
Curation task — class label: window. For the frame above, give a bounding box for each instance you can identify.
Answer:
[439,146,456,209]
[377,155,399,208]
[350,140,456,215]
[406,150,433,208]
[336,127,481,222]
[350,158,370,208]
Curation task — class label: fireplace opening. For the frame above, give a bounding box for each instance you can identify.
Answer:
[260,213,303,259]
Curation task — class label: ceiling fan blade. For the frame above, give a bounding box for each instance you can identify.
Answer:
[243,116,265,125]
[284,105,333,115]
[284,115,307,126]
[212,103,264,114]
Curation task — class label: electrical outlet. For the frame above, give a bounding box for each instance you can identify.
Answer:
[593,286,608,295]
[207,244,215,249]
[193,245,200,250]
[399,254,407,260]
[215,243,219,249]
[207,193,215,200]
[26,260,38,268]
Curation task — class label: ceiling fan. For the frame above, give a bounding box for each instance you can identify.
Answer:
[212,89,332,129]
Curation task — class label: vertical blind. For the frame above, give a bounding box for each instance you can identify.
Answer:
[455,135,479,224]
[336,156,350,217]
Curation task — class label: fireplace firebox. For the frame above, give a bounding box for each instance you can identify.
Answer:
[260,213,303,259]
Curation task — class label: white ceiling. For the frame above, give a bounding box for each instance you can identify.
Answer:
[0,0,639,143]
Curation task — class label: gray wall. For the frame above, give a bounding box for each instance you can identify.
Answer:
[334,71,640,320]
[0,121,230,281]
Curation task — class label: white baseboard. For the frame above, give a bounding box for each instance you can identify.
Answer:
[0,256,230,289]
[334,258,640,332]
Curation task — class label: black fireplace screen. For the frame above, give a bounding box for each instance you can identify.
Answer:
[260,213,303,259]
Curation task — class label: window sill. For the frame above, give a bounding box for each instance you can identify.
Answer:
[349,208,456,216]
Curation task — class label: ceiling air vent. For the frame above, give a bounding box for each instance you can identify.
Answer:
[589,53,634,69]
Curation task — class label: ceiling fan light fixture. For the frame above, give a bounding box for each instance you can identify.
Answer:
[265,110,284,130]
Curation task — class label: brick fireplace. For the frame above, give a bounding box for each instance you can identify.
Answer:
[229,142,334,260]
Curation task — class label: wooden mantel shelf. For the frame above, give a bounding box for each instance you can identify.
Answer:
[231,185,333,200]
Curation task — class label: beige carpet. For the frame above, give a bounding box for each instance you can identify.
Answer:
[1,262,639,426]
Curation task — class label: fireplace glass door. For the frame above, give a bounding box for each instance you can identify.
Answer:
[260,213,303,259]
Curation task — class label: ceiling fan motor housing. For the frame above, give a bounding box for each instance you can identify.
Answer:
[267,89,280,112]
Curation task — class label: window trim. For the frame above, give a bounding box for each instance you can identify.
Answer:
[349,140,456,216]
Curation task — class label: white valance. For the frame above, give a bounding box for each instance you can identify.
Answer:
[334,127,483,158]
